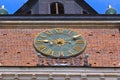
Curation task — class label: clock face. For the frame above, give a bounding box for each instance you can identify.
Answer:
[34,28,86,58]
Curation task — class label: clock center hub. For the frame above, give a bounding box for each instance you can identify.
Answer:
[54,38,66,46]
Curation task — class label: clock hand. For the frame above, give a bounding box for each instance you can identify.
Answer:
[38,40,54,45]
[66,40,71,42]
[72,34,81,39]
[38,39,50,43]
[40,35,81,45]
[65,34,81,41]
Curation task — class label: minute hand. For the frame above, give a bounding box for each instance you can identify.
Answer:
[72,34,81,39]
[65,34,81,43]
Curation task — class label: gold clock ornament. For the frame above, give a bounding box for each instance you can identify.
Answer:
[34,28,87,58]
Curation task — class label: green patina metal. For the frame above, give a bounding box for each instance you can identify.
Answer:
[34,28,87,59]
[0,5,8,15]
[105,5,117,14]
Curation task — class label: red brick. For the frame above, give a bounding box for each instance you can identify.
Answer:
[0,28,120,67]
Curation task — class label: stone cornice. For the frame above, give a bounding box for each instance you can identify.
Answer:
[0,67,120,80]
[0,20,120,29]
[0,15,120,21]
[0,15,120,29]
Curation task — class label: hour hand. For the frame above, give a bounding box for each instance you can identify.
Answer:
[38,40,49,43]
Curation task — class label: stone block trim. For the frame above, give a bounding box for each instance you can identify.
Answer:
[0,67,120,80]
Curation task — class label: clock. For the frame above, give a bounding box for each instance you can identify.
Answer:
[34,28,86,58]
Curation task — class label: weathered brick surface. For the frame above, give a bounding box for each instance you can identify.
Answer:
[0,28,120,67]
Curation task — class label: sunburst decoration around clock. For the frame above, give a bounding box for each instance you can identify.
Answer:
[34,28,87,58]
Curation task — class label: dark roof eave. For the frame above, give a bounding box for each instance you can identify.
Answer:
[0,15,120,21]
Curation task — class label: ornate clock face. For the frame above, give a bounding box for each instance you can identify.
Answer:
[34,28,86,58]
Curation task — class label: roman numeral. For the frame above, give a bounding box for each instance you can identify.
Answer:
[68,51,74,56]
[73,46,82,52]
[76,40,85,44]
[37,45,47,51]
[67,30,72,34]
[39,35,47,39]
[44,30,53,35]
[54,28,64,33]
[58,51,64,57]
[45,49,54,56]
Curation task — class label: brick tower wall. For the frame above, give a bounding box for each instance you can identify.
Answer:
[0,27,119,67]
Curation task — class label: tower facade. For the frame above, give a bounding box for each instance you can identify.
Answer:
[15,0,97,15]
[0,0,120,80]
